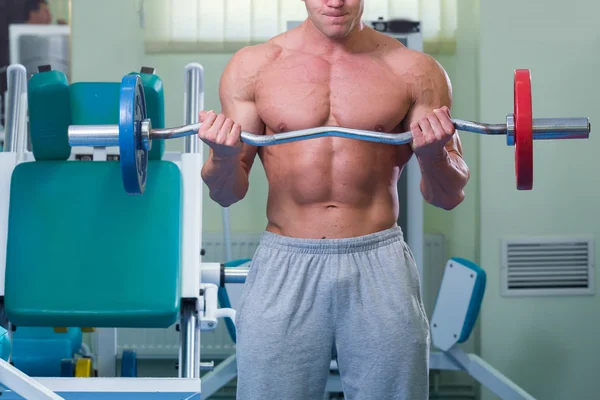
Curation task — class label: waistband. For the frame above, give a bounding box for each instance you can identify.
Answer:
[258,225,405,255]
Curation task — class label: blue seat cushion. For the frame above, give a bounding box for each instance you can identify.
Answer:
[11,327,82,377]
[5,160,182,328]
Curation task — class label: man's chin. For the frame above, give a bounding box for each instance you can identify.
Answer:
[322,26,352,39]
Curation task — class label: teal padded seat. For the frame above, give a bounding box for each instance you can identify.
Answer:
[5,160,182,328]
[4,68,181,329]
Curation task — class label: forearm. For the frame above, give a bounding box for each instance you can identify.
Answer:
[418,149,469,210]
[201,152,249,208]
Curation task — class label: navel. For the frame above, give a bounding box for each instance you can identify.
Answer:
[374,124,385,132]
[277,122,287,132]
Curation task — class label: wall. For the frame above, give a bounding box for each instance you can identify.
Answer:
[479,1,599,399]
[425,0,480,263]
[48,0,69,24]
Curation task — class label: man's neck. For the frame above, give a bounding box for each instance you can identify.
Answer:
[299,18,368,56]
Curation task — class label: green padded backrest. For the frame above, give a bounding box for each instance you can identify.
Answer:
[5,160,182,328]
[28,68,166,160]
[28,70,72,160]
[69,82,120,125]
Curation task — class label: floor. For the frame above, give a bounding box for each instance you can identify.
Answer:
[127,359,476,400]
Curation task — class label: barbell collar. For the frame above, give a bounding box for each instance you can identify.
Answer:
[507,114,516,146]
[141,119,152,151]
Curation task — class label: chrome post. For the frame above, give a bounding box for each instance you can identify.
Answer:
[183,63,204,154]
[179,301,200,378]
[4,65,26,154]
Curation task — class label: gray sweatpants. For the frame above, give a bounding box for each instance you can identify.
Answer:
[235,226,430,400]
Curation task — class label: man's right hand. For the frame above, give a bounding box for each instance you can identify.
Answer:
[198,110,243,159]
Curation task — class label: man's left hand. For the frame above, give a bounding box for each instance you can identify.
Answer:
[409,106,456,159]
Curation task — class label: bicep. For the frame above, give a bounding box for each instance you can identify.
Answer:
[219,51,266,173]
[221,96,263,173]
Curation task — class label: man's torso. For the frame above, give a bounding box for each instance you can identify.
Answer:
[248,26,419,238]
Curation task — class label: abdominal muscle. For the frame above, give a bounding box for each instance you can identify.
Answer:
[259,136,411,239]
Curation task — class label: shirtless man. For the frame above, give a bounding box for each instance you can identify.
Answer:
[199,0,469,398]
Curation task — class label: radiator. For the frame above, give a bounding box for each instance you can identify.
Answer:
[116,232,448,359]
[422,233,449,319]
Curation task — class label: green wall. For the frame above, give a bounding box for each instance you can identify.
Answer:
[479,1,599,399]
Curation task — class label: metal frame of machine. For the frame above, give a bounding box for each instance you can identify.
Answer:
[0,62,209,399]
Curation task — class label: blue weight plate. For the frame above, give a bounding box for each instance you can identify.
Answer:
[119,74,148,195]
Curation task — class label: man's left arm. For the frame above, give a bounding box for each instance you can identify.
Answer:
[402,54,470,210]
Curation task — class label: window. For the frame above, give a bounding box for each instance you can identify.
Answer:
[142,0,457,54]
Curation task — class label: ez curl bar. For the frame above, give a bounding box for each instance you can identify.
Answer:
[68,69,590,195]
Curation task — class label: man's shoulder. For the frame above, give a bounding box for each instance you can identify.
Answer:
[380,44,450,93]
[221,40,285,99]
[381,43,443,77]
[228,41,283,74]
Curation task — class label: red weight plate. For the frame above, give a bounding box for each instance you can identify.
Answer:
[514,69,533,190]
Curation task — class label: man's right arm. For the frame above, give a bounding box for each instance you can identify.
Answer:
[200,46,266,208]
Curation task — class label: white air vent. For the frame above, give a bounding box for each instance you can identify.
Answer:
[501,236,594,297]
